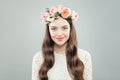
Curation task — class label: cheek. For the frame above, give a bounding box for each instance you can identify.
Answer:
[65,30,70,37]
[49,31,56,39]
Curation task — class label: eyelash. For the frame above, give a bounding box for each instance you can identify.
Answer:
[51,28,56,30]
[63,27,68,29]
[51,27,68,30]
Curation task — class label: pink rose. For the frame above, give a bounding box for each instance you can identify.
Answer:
[57,5,63,13]
[40,11,50,22]
[61,7,71,18]
[72,11,79,21]
[49,6,57,15]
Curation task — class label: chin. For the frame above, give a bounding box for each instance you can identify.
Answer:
[55,41,67,46]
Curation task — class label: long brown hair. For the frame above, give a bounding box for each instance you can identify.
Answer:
[39,18,84,80]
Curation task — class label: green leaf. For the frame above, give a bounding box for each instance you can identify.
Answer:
[50,16,53,18]
[54,12,60,17]
[67,15,72,19]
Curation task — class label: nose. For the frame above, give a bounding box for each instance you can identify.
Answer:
[56,29,63,36]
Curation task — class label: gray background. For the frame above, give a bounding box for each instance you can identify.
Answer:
[0,0,120,80]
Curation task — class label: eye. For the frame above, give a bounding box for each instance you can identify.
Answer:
[63,27,68,30]
[51,27,56,30]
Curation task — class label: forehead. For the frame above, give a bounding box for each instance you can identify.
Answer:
[49,17,70,27]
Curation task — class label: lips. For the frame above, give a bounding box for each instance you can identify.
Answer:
[56,37,64,41]
[57,37,64,39]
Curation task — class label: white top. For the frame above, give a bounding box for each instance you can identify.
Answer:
[32,48,92,80]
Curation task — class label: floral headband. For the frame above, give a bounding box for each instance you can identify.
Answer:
[40,5,79,23]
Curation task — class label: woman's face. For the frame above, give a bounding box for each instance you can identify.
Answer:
[49,17,70,46]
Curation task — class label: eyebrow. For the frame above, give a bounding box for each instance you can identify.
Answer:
[51,25,68,28]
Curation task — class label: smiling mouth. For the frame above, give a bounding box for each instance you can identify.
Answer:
[56,37,64,41]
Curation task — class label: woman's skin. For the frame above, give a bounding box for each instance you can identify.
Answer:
[49,17,70,54]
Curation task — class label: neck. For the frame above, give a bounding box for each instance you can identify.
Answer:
[54,43,67,54]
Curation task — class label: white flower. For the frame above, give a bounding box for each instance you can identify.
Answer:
[46,16,55,22]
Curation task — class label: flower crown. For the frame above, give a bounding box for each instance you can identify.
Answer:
[40,5,79,23]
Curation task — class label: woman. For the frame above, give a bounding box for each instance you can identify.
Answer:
[32,5,92,80]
